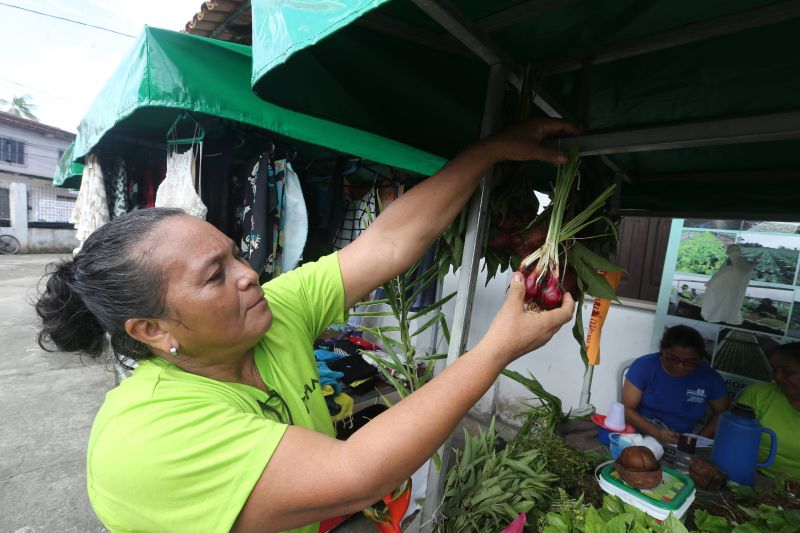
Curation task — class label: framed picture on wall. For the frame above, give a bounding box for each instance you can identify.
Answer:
[654,220,800,396]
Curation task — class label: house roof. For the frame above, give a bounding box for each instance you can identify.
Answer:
[183,0,252,44]
[0,111,75,140]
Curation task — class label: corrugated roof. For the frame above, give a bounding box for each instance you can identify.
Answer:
[0,111,75,140]
[183,0,251,44]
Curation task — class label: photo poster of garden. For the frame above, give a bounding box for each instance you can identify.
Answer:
[652,219,800,397]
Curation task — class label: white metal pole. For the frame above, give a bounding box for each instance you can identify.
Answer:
[419,62,507,532]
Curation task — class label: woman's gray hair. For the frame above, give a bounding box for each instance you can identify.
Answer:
[35,208,185,365]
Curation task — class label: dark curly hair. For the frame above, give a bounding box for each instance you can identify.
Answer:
[35,208,185,363]
[769,341,800,363]
[659,325,708,359]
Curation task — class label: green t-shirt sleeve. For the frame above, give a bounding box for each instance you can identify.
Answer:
[88,399,287,533]
[738,382,762,412]
[262,252,347,339]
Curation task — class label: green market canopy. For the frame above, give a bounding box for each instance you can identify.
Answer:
[249,0,800,220]
[53,142,84,190]
[54,26,445,188]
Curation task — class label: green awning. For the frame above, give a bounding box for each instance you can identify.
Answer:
[61,26,445,188]
[249,0,800,219]
[53,142,84,189]
[250,0,390,86]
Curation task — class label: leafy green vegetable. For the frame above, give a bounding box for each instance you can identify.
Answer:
[502,369,569,435]
[693,510,730,533]
[542,495,689,533]
[439,418,557,532]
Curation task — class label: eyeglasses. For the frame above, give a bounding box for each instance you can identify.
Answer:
[258,390,294,425]
[661,353,700,368]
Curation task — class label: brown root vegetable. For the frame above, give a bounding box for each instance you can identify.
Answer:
[614,464,663,490]
[614,446,662,489]
[518,207,537,223]
[689,457,726,491]
[511,225,548,263]
[618,446,660,472]
[488,231,513,251]
[496,216,517,232]
[520,225,548,252]
[562,268,578,300]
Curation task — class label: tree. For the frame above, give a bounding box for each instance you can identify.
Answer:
[0,94,38,121]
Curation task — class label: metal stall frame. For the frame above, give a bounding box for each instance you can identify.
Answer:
[411,0,800,530]
[420,62,507,529]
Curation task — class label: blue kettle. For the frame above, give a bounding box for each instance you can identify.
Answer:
[711,403,777,486]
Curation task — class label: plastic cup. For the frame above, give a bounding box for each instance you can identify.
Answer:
[605,402,626,431]
[609,433,631,459]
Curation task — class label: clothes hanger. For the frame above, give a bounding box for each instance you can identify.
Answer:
[166,111,206,146]
[166,111,205,192]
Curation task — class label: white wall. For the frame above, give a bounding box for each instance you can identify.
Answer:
[438,265,658,426]
[1,180,77,253]
[27,227,78,253]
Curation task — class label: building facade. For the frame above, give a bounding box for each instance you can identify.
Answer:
[0,111,78,252]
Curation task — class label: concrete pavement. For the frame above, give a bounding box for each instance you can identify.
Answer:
[0,254,110,533]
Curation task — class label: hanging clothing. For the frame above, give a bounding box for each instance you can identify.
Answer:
[234,153,286,282]
[70,154,110,254]
[155,147,207,219]
[279,160,307,273]
[129,156,166,210]
[701,245,754,325]
[333,188,375,250]
[201,135,236,238]
[126,161,139,212]
[302,159,350,263]
[110,157,128,218]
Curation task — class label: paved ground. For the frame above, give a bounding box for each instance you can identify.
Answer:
[0,254,110,533]
[0,254,418,533]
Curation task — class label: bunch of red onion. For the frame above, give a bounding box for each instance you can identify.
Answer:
[518,149,614,310]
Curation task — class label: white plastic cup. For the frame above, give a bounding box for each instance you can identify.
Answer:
[605,401,626,431]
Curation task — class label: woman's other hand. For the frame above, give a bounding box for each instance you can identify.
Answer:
[656,428,679,445]
[482,118,580,166]
[476,271,575,367]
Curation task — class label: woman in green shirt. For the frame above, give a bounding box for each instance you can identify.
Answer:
[739,342,800,480]
[35,119,577,533]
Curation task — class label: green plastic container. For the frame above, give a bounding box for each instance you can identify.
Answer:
[597,463,696,520]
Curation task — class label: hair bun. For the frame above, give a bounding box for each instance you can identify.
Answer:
[36,260,106,356]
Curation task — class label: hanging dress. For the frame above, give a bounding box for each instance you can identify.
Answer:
[235,153,285,282]
[70,154,110,254]
[155,147,207,219]
[110,157,128,218]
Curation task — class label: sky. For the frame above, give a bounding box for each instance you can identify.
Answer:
[0,0,202,133]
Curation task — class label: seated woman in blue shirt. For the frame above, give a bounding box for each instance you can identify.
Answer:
[622,325,730,445]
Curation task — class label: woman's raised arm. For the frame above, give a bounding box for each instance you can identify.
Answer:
[338,119,578,308]
[232,274,574,532]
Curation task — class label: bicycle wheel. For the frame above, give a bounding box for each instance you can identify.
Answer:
[0,234,20,254]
